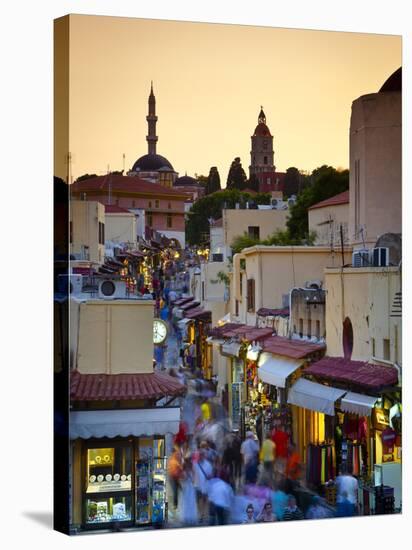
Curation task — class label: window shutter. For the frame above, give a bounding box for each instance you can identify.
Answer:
[247,279,255,312]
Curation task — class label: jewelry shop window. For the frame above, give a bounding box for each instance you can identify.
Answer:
[85,444,133,525]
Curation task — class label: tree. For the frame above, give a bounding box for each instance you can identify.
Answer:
[75,173,98,182]
[196,174,208,188]
[231,228,317,254]
[226,157,247,190]
[287,165,349,240]
[186,189,271,245]
[246,173,260,192]
[205,166,221,195]
[283,167,301,197]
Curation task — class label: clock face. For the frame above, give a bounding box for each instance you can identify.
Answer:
[153,318,168,345]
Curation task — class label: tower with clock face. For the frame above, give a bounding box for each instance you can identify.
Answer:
[249,107,276,179]
[153,318,168,345]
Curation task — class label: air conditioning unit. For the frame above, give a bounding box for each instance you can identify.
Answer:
[352,249,370,268]
[305,280,322,290]
[372,247,389,267]
[98,279,127,299]
[287,198,296,207]
[58,274,83,295]
[271,198,278,207]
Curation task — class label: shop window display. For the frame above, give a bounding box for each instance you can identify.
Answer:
[87,447,132,493]
[86,495,132,524]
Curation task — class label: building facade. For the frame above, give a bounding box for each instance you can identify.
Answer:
[70,200,105,264]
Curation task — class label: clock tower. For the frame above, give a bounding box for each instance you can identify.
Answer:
[249,107,276,177]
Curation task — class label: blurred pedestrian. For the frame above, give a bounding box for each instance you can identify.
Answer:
[283,494,304,521]
[305,495,333,520]
[193,443,213,523]
[179,460,198,526]
[256,501,276,522]
[335,465,359,512]
[241,431,260,484]
[259,434,276,484]
[207,473,234,525]
[242,504,256,524]
[336,490,356,517]
[271,478,289,521]
[167,445,183,510]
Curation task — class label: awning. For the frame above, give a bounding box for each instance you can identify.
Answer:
[70,407,181,439]
[287,378,346,416]
[257,352,302,388]
[340,392,378,416]
[221,342,242,357]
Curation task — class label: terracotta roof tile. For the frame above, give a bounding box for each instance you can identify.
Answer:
[308,190,349,211]
[262,335,325,359]
[305,357,398,390]
[70,174,188,198]
[70,370,186,401]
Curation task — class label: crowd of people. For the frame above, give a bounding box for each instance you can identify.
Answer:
[150,252,360,527]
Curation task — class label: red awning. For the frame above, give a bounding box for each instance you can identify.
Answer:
[305,357,398,390]
[70,370,186,401]
[185,308,212,320]
[262,336,326,359]
[174,297,194,306]
[180,301,200,311]
[208,323,272,341]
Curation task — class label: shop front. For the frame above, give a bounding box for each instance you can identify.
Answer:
[288,357,401,513]
[70,407,181,531]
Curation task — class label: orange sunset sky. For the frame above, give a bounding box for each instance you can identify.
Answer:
[62,15,401,184]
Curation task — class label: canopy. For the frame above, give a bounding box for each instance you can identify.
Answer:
[340,392,378,416]
[221,342,241,357]
[70,407,180,439]
[257,352,302,388]
[287,378,346,416]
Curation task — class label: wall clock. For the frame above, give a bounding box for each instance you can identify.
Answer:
[153,318,168,345]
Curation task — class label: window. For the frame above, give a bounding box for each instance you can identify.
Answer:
[247,279,255,312]
[263,140,268,150]
[383,339,390,361]
[307,319,312,339]
[132,200,136,208]
[267,177,271,185]
[147,213,153,227]
[86,447,132,494]
[168,202,171,209]
[371,337,376,357]
[148,201,152,208]
[316,320,321,339]
[202,281,205,301]
[235,299,239,316]
[355,159,360,236]
[166,214,172,228]
[69,221,73,243]
[155,199,159,208]
[299,319,303,338]
[240,273,243,297]
[115,199,119,206]
[248,226,260,240]
[342,317,354,360]
[98,222,105,245]
[263,156,268,165]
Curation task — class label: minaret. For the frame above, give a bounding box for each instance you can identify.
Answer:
[146,81,158,155]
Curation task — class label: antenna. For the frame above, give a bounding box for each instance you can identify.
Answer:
[122,153,125,173]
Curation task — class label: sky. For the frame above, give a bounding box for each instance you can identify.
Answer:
[63,15,401,184]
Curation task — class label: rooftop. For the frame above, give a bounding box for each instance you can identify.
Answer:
[70,370,186,401]
[70,174,188,198]
[305,356,398,391]
[308,190,349,211]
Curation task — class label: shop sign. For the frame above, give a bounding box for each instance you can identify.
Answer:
[231,382,242,429]
[87,477,132,493]
[372,408,389,430]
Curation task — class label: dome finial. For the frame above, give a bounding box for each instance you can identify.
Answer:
[258,106,266,124]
